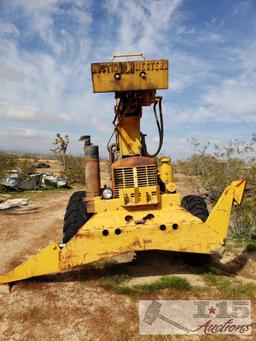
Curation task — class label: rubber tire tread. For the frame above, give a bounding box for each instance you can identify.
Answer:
[63,191,90,243]
[181,195,209,222]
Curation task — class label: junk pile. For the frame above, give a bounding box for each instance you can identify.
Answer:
[0,198,29,210]
[0,170,68,192]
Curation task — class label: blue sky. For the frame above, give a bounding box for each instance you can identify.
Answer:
[0,0,255,159]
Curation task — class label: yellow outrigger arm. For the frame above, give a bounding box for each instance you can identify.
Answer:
[0,179,246,285]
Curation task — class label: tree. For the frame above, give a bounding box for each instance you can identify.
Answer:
[50,133,69,171]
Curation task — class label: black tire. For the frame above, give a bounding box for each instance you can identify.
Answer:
[181,195,210,266]
[181,195,209,222]
[63,191,91,243]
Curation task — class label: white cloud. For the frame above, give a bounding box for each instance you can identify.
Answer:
[232,1,250,16]
[0,0,255,156]
[164,105,215,126]
[200,33,224,43]
[0,2,94,129]
[181,30,225,45]
[203,80,256,117]
[10,0,59,12]
[0,127,49,153]
[0,127,85,155]
[200,41,256,123]
[0,20,20,36]
[105,0,182,55]
[0,102,71,123]
[233,43,256,78]
[0,127,43,139]
[91,117,111,133]
[168,39,256,125]
[170,51,212,92]
[69,8,92,27]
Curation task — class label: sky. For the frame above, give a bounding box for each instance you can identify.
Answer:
[0,0,255,159]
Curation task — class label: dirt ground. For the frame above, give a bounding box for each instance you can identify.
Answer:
[0,175,256,340]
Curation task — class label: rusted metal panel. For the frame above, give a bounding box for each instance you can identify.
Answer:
[84,197,96,213]
[82,137,101,198]
[85,158,100,198]
[112,156,156,169]
[91,59,168,93]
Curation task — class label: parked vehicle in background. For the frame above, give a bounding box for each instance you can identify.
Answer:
[36,162,50,168]
[0,170,67,191]
[0,170,19,190]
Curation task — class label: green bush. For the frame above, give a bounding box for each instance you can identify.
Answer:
[176,136,256,238]
[64,155,85,184]
[19,159,36,180]
[245,241,256,252]
[230,198,256,237]
[177,138,254,201]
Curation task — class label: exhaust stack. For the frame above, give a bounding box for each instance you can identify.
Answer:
[80,135,100,198]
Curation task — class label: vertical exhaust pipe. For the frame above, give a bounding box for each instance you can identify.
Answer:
[80,135,100,198]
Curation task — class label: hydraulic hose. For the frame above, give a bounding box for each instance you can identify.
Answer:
[141,96,164,157]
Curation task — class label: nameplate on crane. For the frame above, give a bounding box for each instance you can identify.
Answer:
[91,59,168,92]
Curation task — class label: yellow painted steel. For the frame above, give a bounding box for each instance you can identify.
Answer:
[158,157,177,193]
[117,116,141,156]
[0,179,246,284]
[0,243,60,284]
[206,179,246,236]
[120,185,160,206]
[112,53,145,61]
[91,59,168,93]
[159,157,173,183]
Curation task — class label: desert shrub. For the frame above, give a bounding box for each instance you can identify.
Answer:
[64,155,85,184]
[248,163,256,185]
[230,197,256,237]
[178,136,255,201]
[246,241,256,252]
[176,136,256,238]
[19,159,36,180]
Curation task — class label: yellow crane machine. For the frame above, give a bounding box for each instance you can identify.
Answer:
[0,54,246,285]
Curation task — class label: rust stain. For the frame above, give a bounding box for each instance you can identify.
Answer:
[84,198,96,213]
[77,230,93,237]
[99,251,119,257]
[112,155,156,169]
[85,158,100,198]
[178,247,190,252]
[131,239,142,248]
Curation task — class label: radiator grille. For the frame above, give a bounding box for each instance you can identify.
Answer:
[114,165,158,197]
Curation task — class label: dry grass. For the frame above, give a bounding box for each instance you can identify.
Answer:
[202,273,256,299]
